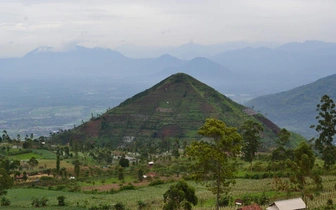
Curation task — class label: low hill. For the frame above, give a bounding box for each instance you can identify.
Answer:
[245,74,336,139]
[51,73,304,148]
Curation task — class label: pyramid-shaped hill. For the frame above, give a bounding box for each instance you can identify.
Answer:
[55,73,301,148]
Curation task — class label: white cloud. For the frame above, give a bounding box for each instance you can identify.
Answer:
[1,0,336,57]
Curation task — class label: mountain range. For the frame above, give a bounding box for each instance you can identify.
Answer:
[1,40,336,137]
[245,73,336,139]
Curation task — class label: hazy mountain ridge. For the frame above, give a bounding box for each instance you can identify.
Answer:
[210,41,336,89]
[1,40,336,137]
[245,73,336,139]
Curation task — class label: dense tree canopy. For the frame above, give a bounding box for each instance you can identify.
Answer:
[163,179,198,210]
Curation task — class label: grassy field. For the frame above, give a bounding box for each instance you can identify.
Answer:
[5,177,336,210]
[10,152,44,160]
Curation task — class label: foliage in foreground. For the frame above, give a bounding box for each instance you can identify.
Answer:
[187,118,243,210]
[163,179,198,210]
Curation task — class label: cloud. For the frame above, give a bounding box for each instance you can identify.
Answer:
[1,0,336,57]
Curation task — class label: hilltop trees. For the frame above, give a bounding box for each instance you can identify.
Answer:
[241,120,263,172]
[311,94,336,169]
[187,118,242,210]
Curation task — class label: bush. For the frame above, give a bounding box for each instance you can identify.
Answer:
[67,183,81,192]
[148,179,165,186]
[114,202,125,210]
[137,200,147,210]
[218,195,231,207]
[88,204,113,210]
[119,184,136,191]
[57,195,66,206]
[0,196,10,206]
[109,188,118,194]
[55,185,67,191]
[252,174,260,179]
[39,176,54,181]
[31,196,48,207]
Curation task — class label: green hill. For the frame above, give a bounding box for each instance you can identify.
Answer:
[51,73,303,148]
[245,74,336,139]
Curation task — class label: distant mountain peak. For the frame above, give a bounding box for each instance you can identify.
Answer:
[156,54,178,61]
[23,45,126,59]
[35,46,53,53]
[25,46,53,55]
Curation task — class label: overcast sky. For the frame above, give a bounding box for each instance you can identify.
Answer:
[1,0,336,57]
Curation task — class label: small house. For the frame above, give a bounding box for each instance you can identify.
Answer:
[267,198,306,210]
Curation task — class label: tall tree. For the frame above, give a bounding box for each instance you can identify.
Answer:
[74,159,80,178]
[56,154,60,175]
[241,120,263,172]
[137,168,144,182]
[0,168,13,195]
[119,154,130,168]
[276,128,290,147]
[28,157,38,169]
[311,94,336,169]
[163,179,198,210]
[187,118,242,210]
[271,128,292,172]
[287,141,318,202]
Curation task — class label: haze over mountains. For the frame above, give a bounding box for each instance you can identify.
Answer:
[1,40,336,137]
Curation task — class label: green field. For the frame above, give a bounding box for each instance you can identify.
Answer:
[10,152,44,161]
[3,176,336,209]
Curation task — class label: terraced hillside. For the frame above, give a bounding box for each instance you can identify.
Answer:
[52,73,303,148]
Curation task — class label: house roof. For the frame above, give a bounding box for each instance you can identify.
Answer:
[267,198,306,210]
[239,204,263,210]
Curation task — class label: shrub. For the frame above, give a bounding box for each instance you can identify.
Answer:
[119,184,136,191]
[218,195,231,207]
[149,179,165,186]
[67,183,81,192]
[252,174,260,179]
[31,196,48,207]
[39,176,54,181]
[55,185,67,191]
[256,192,269,205]
[137,200,147,210]
[114,202,125,210]
[88,204,113,210]
[0,196,10,206]
[57,195,66,206]
[109,188,118,194]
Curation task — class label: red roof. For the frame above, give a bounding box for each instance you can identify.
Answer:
[239,204,263,210]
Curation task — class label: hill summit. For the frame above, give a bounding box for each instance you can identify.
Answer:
[53,73,283,147]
